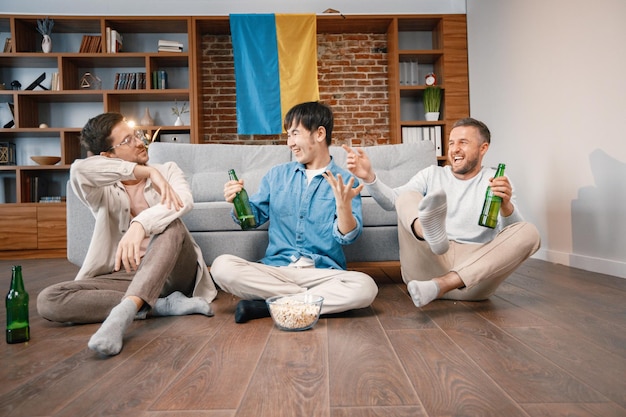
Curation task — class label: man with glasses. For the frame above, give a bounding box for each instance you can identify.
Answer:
[37,112,217,356]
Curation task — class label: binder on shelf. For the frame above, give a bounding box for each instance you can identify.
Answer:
[434,125,442,157]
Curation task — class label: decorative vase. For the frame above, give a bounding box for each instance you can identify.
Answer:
[425,112,440,121]
[140,107,154,126]
[174,116,183,126]
[42,35,52,53]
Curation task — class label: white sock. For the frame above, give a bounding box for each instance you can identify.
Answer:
[88,298,137,356]
[418,190,449,255]
[152,291,213,317]
[407,280,440,307]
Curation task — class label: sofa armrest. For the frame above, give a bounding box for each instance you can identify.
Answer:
[66,181,95,266]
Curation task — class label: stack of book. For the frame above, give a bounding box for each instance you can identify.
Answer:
[151,70,168,89]
[105,28,123,53]
[79,35,102,53]
[113,72,146,90]
[158,39,183,52]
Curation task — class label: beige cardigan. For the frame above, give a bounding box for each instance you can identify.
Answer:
[70,156,217,302]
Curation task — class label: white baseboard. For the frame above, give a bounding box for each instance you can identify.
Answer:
[532,249,626,279]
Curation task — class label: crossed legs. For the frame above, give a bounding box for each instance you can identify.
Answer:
[395,191,541,307]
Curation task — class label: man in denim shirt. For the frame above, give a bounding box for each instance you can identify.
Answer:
[210,102,378,323]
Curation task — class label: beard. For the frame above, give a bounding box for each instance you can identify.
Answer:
[451,154,480,176]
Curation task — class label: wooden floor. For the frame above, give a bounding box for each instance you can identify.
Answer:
[0,257,625,417]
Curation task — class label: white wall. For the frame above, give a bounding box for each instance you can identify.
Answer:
[0,0,465,15]
[4,0,625,278]
[467,0,626,278]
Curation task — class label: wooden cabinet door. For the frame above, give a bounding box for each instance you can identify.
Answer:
[37,204,67,249]
[0,206,38,250]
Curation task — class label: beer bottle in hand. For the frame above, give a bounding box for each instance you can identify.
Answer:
[228,169,256,230]
[6,265,30,344]
[478,163,506,229]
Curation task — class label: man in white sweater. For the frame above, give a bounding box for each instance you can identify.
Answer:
[343,117,540,307]
[37,112,217,356]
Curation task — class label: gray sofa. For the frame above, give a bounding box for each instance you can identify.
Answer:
[67,141,436,268]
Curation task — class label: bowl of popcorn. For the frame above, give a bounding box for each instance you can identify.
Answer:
[266,293,324,331]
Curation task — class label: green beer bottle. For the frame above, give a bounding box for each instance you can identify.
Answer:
[478,163,506,229]
[6,265,30,344]
[228,169,256,230]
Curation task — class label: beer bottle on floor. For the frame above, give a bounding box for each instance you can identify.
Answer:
[478,163,506,229]
[228,169,256,230]
[6,265,30,344]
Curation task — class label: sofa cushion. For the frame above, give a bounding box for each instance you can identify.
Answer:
[182,201,269,232]
[329,141,436,196]
[148,142,292,202]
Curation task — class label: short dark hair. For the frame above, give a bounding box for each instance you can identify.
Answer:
[452,117,491,144]
[283,101,334,146]
[80,112,124,154]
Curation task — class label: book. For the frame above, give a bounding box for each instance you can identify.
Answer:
[110,29,123,53]
[158,39,183,53]
[158,39,183,48]
[3,37,12,53]
[158,46,183,53]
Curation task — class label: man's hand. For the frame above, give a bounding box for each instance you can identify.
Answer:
[224,179,244,203]
[322,171,364,235]
[134,165,184,211]
[115,221,146,273]
[342,144,376,183]
[148,168,184,211]
[323,171,364,204]
[490,175,514,217]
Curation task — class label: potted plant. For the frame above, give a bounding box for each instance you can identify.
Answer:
[171,100,189,126]
[423,86,441,121]
[36,17,54,53]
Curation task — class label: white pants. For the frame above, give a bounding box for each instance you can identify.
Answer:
[210,254,378,314]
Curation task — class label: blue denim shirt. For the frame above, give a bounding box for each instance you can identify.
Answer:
[239,157,362,270]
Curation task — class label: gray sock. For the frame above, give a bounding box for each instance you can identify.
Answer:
[407,280,440,307]
[152,291,214,317]
[418,190,449,255]
[88,298,137,356]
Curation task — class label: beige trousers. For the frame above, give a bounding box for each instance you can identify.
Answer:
[210,254,378,314]
[37,219,198,323]
[396,191,541,300]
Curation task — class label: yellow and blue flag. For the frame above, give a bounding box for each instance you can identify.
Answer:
[230,14,320,135]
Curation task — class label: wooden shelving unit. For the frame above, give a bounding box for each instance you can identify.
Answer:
[0,15,195,258]
[0,13,469,259]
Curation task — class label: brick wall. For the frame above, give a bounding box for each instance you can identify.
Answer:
[198,32,390,146]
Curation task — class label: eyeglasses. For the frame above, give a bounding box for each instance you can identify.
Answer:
[108,129,147,151]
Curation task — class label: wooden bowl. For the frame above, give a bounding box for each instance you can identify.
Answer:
[31,156,61,165]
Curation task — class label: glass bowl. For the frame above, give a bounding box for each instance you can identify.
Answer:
[266,294,324,331]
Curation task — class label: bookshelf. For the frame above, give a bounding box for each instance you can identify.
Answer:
[0,15,194,257]
[0,13,469,258]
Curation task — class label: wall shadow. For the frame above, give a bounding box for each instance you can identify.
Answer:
[571,149,626,263]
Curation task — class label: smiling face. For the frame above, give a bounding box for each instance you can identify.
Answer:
[447,125,489,180]
[286,121,330,169]
[103,122,149,165]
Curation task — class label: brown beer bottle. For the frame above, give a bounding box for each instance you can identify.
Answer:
[478,163,506,228]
